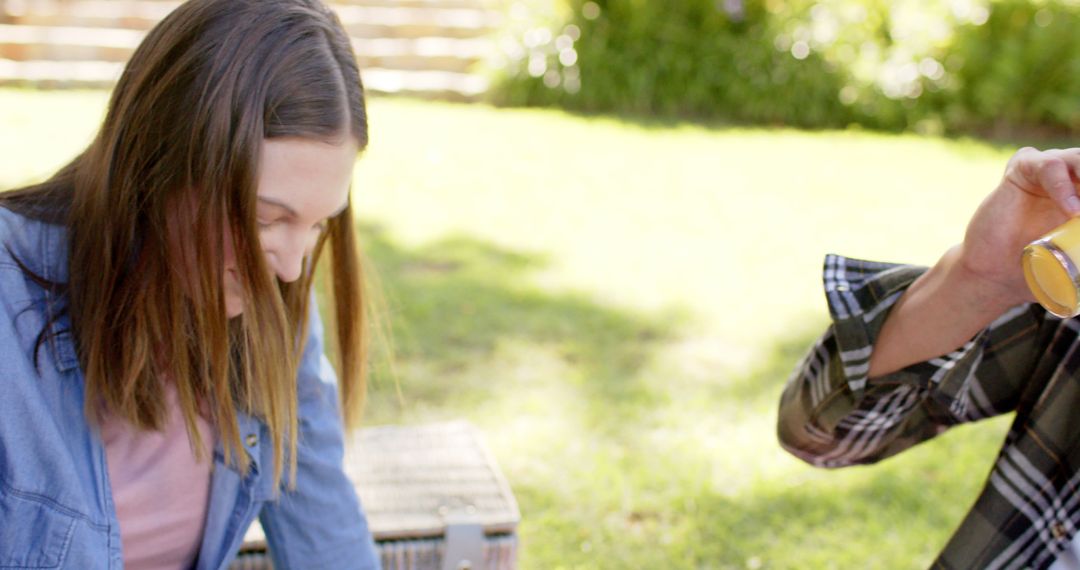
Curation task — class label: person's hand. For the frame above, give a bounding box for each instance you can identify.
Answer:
[959,147,1080,308]
[869,147,1080,377]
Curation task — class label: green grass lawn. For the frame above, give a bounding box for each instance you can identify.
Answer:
[0,88,1024,568]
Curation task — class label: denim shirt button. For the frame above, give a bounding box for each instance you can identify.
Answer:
[245,433,258,447]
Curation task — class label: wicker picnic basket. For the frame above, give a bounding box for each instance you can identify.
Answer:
[230,421,520,570]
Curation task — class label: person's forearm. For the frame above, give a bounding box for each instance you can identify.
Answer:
[868,245,1021,377]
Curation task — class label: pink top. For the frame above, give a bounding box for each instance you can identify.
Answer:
[101,383,215,570]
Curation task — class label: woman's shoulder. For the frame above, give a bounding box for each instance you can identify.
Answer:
[0,203,30,236]
[0,205,73,371]
[0,205,68,280]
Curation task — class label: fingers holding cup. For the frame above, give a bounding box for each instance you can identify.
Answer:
[1021,148,1080,316]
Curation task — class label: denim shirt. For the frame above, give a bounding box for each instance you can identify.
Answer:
[0,207,380,569]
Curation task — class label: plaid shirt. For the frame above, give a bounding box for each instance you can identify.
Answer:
[779,254,1080,570]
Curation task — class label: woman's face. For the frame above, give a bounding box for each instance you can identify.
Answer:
[222,136,358,317]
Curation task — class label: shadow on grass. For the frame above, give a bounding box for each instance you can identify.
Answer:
[516,413,1008,569]
[713,314,830,408]
[683,417,1009,569]
[680,320,1009,567]
[357,222,680,430]
[506,316,1010,568]
[347,221,1009,568]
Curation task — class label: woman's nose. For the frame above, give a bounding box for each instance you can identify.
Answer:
[266,233,308,283]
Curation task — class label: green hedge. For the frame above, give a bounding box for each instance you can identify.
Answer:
[488,0,1080,135]
[933,0,1080,134]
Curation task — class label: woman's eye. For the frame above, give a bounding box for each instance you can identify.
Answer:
[257,219,274,229]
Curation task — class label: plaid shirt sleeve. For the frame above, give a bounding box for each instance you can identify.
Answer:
[778,254,1049,468]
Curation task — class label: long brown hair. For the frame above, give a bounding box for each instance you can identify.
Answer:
[1,0,369,488]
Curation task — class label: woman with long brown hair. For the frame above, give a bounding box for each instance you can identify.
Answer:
[0,0,379,568]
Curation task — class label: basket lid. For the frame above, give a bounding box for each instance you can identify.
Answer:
[345,420,520,540]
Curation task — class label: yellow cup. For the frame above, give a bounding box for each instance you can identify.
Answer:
[1023,217,1080,317]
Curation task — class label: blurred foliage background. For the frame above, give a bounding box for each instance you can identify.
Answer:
[489,0,1080,137]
